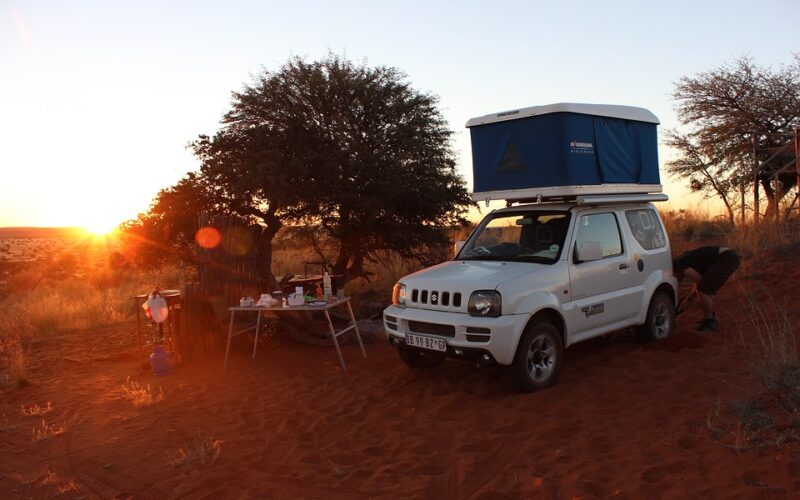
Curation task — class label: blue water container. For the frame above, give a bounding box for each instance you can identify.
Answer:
[150,345,170,376]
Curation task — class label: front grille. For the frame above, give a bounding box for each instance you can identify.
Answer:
[410,288,462,309]
[408,321,455,338]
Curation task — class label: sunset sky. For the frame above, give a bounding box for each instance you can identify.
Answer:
[1,0,797,230]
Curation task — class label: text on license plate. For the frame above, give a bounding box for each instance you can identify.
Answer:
[405,333,447,352]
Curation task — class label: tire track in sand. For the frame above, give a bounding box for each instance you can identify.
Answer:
[460,439,519,499]
[46,414,170,499]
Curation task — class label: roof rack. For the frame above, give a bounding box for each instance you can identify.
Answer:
[501,192,668,207]
[475,185,665,206]
[576,193,668,205]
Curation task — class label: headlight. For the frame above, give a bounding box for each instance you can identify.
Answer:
[392,283,407,306]
[468,290,502,317]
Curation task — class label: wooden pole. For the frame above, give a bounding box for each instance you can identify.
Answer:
[178,258,186,339]
[795,128,799,216]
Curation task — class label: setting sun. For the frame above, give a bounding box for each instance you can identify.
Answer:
[82,220,121,237]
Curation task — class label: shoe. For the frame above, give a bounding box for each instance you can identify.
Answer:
[697,318,717,332]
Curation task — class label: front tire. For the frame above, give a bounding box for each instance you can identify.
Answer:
[508,321,563,393]
[636,291,675,342]
[398,346,446,369]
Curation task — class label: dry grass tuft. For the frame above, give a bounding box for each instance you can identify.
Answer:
[707,299,800,452]
[20,401,53,417]
[0,262,178,341]
[321,455,353,478]
[706,398,725,440]
[171,435,223,467]
[1,335,28,387]
[31,419,65,442]
[740,300,800,412]
[120,377,164,408]
[40,469,78,493]
[730,399,774,431]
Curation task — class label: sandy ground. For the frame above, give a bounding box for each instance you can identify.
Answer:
[2,269,800,499]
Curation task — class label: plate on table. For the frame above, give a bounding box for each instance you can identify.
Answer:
[309,300,327,306]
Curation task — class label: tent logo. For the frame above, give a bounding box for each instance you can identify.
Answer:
[570,140,594,154]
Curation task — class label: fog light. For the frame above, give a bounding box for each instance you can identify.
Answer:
[454,349,463,355]
[482,354,491,362]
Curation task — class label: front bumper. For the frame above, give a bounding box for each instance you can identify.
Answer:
[383,305,529,365]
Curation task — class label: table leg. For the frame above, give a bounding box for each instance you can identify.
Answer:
[224,310,236,370]
[324,309,347,371]
[346,299,366,358]
[252,310,262,359]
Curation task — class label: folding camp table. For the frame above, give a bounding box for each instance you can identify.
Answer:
[223,297,366,371]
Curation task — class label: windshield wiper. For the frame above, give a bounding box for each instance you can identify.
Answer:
[459,255,504,261]
[515,255,554,264]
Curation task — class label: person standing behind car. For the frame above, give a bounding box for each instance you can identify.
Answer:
[673,246,741,331]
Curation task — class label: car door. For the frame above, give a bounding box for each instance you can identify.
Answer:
[567,210,641,337]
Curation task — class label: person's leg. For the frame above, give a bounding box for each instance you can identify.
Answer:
[695,252,740,331]
[683,267,703,284]
[678,268,710,321]
[698,291,714,319]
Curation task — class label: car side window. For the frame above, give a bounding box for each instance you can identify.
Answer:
[625,209,666,250]
[575,212,623,258]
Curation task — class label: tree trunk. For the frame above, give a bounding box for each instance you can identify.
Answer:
[257,211,283,289]
[331,239,372,286]
[724,203,735,227]
[740,182,746,225]
[761,178,790,220]
[716,192,735,227]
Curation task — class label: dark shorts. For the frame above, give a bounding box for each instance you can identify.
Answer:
[698,250,740,295]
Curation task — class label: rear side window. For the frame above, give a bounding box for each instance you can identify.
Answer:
[575,213,623,258]
[625,209,666,250]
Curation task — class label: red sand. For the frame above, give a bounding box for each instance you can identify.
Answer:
[2,260,800,499]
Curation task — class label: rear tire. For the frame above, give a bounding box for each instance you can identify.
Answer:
[636,291,675,342]
[508,321,563,393]
[398,346,446,369]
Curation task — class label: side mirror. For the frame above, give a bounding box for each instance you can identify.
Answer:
[454,240,465,256]
[576,241,603,262]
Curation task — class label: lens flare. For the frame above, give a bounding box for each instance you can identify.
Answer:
[195,227,221,249]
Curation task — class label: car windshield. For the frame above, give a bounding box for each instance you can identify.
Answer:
[457,211,570,264]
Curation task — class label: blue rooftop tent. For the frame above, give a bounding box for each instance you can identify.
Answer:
[466,103,662,202]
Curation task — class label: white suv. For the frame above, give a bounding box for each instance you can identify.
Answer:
[383,197,677,392]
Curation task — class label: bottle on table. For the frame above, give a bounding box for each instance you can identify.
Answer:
[323,271,332,301]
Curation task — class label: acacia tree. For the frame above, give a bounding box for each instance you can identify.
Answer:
[664,131,742,225]
[181,54,472,285]
[667,56,800,221]
[119,173,218,266]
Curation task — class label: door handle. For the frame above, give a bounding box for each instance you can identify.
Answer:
[619,263,629,270]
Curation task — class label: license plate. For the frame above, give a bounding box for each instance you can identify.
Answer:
[405,333,447,352]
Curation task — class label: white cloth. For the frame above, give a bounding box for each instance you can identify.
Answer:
[146,294,169,323]
[256,294,278,307]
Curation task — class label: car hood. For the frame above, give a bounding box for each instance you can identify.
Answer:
[401,260,544,291]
